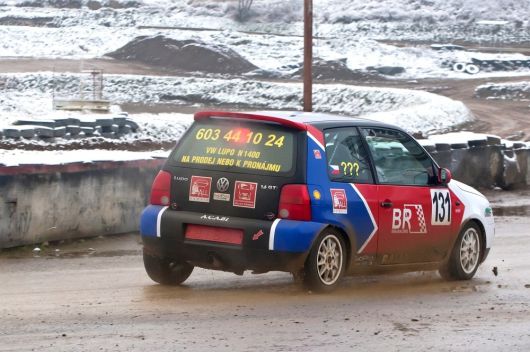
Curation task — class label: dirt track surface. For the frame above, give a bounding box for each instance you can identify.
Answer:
[0,216,529,352]
[390,75,530,139]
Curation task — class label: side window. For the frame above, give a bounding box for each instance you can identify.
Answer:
[361,127,436,186]
[324,128,374,183]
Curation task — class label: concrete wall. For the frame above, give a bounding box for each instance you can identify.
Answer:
[1,144,529,248]
[0,160,164,248]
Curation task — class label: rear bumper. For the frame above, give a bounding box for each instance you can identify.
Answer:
[140,205,327,273]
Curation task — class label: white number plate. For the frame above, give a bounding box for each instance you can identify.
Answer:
[431,189,451,225]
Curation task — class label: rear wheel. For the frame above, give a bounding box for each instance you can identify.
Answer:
[304,229,346,292]
[143,250,194,285]
[439,223,482,280]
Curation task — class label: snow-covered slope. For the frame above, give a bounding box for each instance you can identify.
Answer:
[0,72,473,134]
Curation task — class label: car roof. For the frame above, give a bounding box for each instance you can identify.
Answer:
[194,110,403,132]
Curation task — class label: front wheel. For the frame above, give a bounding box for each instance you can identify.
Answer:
[304,229,347,292]
[439,223,482,280]
[143,250,194,285]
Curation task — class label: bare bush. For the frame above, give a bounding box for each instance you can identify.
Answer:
[236,0,253,22]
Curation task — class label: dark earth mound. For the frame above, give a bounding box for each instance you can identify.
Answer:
[106,35,258,75]
[291,58,383,82]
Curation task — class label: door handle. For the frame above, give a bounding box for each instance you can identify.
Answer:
[381,200,393,208]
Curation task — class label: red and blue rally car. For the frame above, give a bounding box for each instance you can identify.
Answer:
[140,111,495,292]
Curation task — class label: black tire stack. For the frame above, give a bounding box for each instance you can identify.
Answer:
[426,135,527,189]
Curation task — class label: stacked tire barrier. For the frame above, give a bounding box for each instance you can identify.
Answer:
[1,114,139,141]
[0,159,164,248]
[450,58,530,75]
[422,137,529,189]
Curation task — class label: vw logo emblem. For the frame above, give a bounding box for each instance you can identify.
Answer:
[217,177,230,192]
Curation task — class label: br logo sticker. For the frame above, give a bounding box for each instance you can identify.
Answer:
[392,204,427,234]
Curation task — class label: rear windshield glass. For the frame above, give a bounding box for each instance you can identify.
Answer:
[171,119,296,175]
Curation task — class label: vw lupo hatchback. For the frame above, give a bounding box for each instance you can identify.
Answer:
[140,111,495,292]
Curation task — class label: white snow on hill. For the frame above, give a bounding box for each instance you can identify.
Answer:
[0,0,524,165]
[0,72,473,134]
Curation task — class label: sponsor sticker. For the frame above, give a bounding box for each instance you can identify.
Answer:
[392,204,427,234]
[233,181,258,209]
[313,149,322,159]
[189,176,212,203]
[213,192,230,202]
[330,189,347,214]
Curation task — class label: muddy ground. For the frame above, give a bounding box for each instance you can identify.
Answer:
[1,46,530,351]
[0,211,529,352]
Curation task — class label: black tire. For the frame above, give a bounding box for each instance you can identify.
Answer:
[304,229,347,293]
[143,250,194,285]
[468,139,488,148]
[439,223,482,280]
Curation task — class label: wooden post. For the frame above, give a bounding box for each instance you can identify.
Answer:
[303,0,313,112]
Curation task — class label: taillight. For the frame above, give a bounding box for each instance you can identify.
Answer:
[150,170,171,206]
[278,184,311,221]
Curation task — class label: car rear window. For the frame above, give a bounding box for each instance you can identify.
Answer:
[171,120,296,176]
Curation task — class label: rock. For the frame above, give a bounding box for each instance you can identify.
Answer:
[367,66,406,76]
[292,59,382,82]
[104,0,140,9]
[48,0,83,9]
[87,0,102,10]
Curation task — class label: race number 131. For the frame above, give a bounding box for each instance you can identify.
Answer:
[431,189,451,225]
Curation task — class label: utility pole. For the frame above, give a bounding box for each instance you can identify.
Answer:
[303,0,313,112]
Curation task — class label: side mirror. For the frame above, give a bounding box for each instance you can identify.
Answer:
[438,168,452,185]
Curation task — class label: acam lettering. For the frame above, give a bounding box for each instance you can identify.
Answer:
[200,215,230,222]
